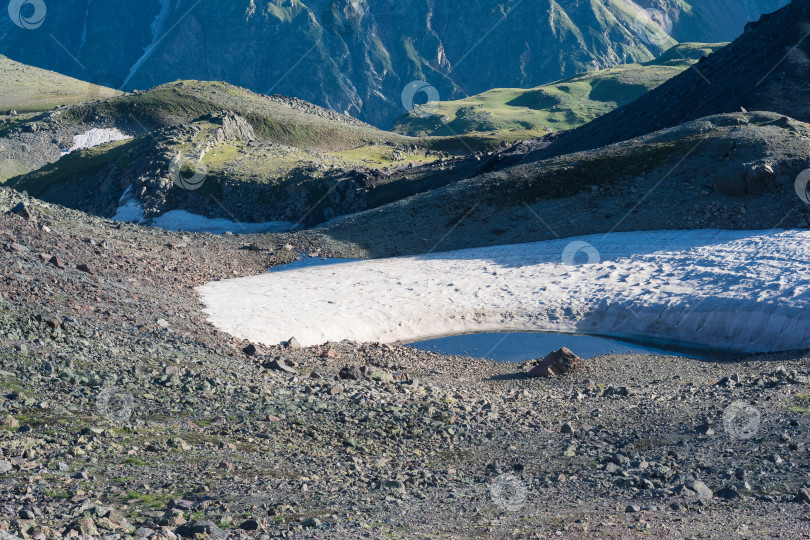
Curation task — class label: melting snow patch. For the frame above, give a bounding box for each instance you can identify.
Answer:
[111,187,144,223]
[62,128,131,155]
[112,187,296,234]
[196,230,810,353]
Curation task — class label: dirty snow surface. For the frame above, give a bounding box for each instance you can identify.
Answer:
[196,230,810,353]
[62,128,131,154]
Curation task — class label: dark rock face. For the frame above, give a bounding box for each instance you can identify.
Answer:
[339,365,365,380]
[176,520,226,539]
[713,163,777,197]
[9,203,31,221]
[0,0,787,128]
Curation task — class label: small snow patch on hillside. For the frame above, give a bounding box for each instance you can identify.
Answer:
[112,186,296,234]
[62,128,131,155]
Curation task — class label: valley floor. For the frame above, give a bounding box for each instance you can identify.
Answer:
[0,188,809,538]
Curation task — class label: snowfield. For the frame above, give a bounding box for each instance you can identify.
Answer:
[112,187,296,234]
[62,128,131,155]
[196,230,810,354]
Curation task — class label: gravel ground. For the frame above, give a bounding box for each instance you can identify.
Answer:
[0,187,809,539]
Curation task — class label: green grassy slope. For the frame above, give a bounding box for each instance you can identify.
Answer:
[392,43,726,138]
[0,55,120,113]
[56,80,400,152]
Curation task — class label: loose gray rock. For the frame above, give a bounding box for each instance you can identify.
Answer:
[176,520,226,539]
[688,480,714,500]
[265,357,296,373]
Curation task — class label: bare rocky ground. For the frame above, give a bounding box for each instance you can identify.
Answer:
[0,186,810,539]
[312,112,810,258]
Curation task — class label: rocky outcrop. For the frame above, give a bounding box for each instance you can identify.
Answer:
[216,113,255,143]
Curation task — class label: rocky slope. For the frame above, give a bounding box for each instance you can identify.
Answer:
[2,80,471,225]
[312,111,810,257]
[5,0,810,239]
[3,86,492,227]
[0,78,396,182]
[1,185,810,538]
[0,0,788,127]
[0,2,809,539]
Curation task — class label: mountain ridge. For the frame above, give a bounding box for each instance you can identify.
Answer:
[527,0,810,161]
[0,0,789,127]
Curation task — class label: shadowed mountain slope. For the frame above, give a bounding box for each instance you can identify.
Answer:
[313,112,810,257]
[528,0,810,161]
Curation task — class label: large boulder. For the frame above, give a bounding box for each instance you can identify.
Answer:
[176,520,226,539]
[713,162,777,197]
[528,348,586,378]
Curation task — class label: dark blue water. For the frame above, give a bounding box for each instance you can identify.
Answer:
[407,332,696,362]
[268,255,359,272]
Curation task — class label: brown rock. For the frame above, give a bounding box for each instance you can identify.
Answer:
[76,264,95,274]
[319,347,340,359]
[160,509,187,527]
[168,437,191,451]
[713,164,748,197]
[713,162,777,197]
[339,366,364,380]
[0,414,19,429]
[745,163,777,195]
[10,203,32,221]
[47,255,65,269]
[264,358,296,373]
[528,348,586,378]
[69,517,99,536]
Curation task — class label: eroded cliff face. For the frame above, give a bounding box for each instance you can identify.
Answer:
[0,0,789,127]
